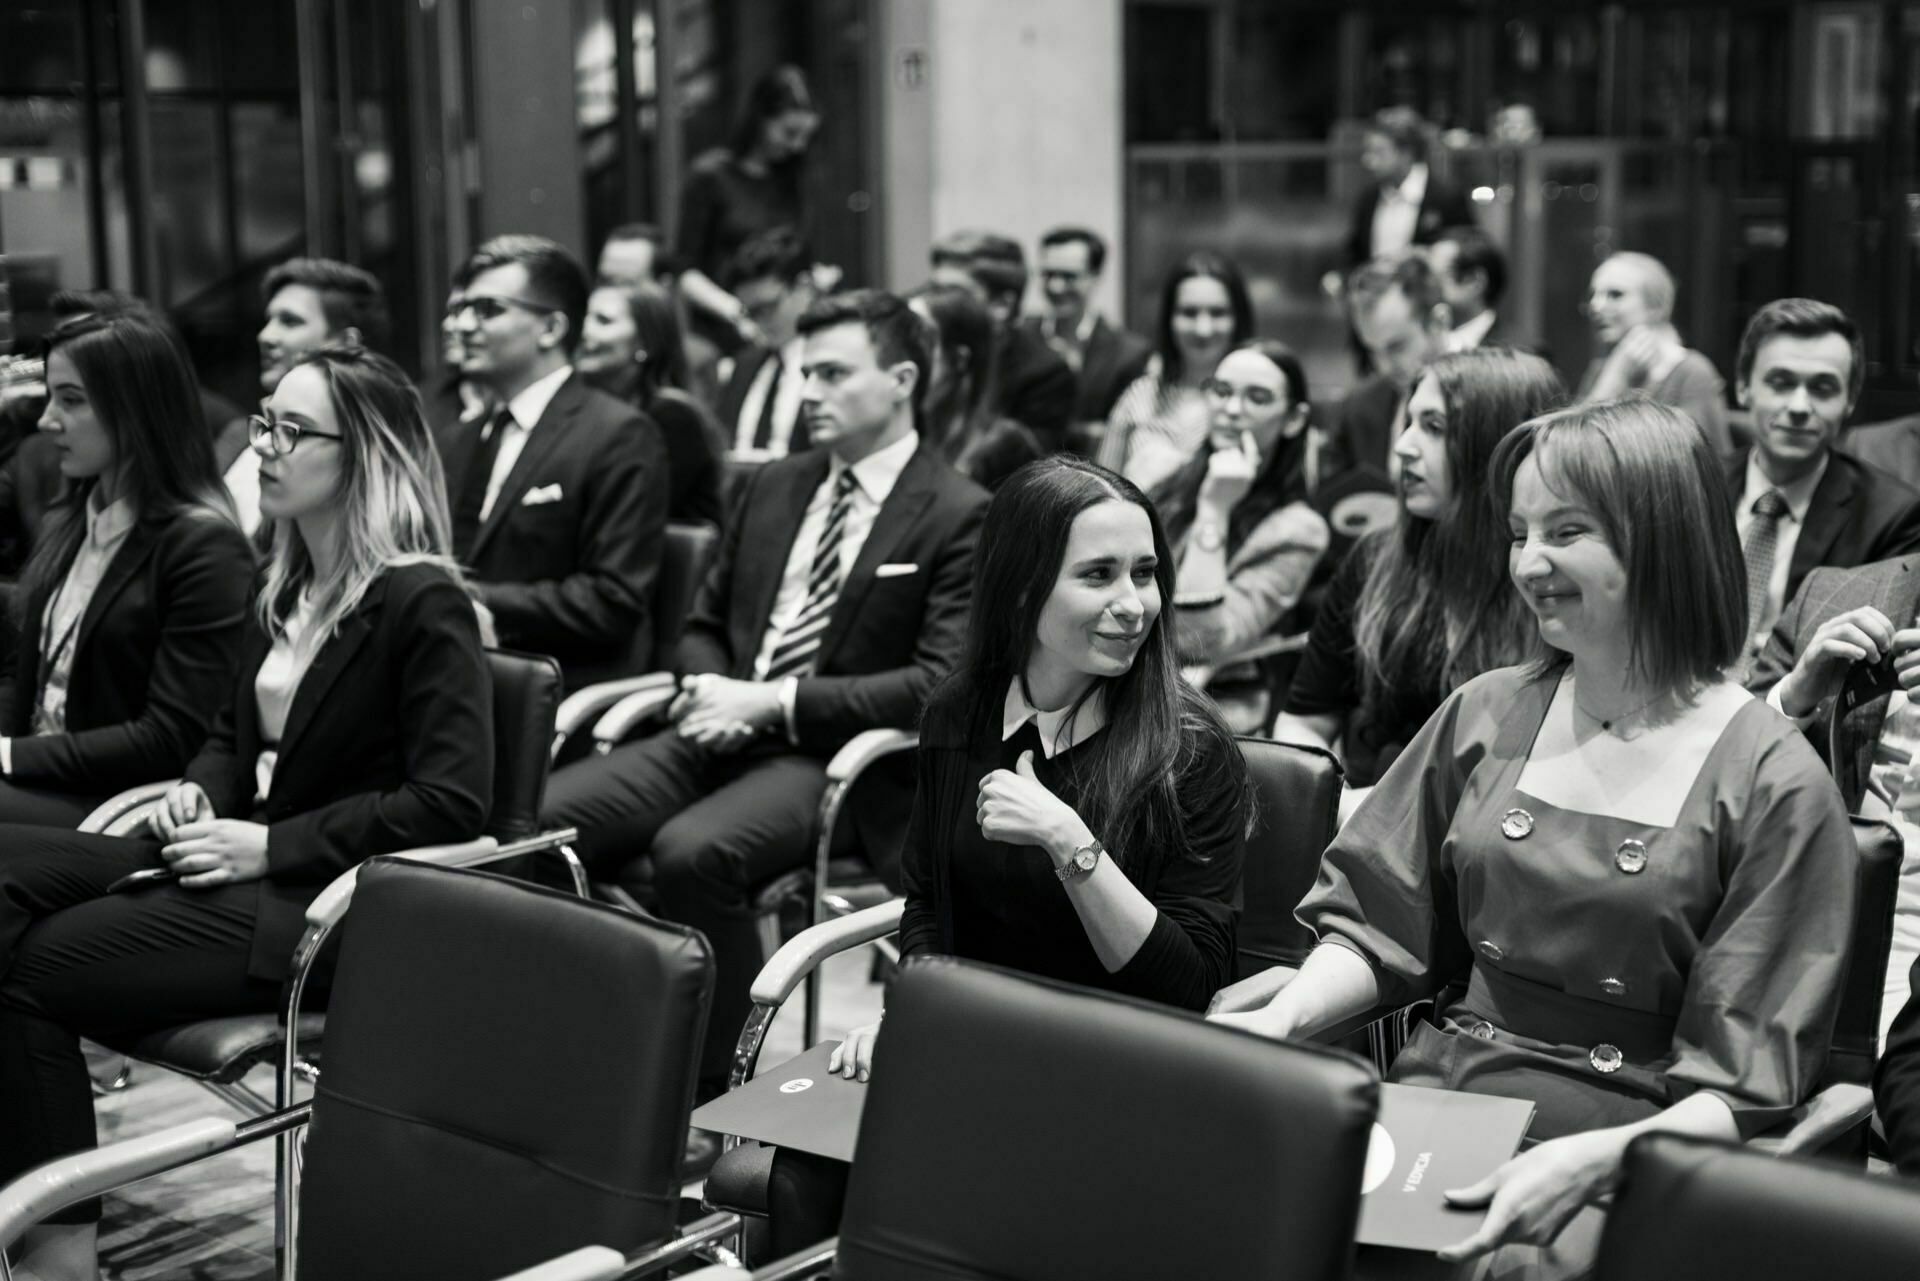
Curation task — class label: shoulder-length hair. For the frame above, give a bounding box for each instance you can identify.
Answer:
[1155,252,1255,385]
[18,311,239,629]
[1490,397,1744,692]
[910,282,999,460]
[1353,348,1566,702]
[950,456,1247,872]
[618,282,692,405]
[729,64,814,160]
[1149,339,1312,552]
[258,347,468,646]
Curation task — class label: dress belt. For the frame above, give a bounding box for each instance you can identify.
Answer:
[1462,965,1678,1063]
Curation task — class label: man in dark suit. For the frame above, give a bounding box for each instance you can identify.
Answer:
[1843,401,1920,490]
[435,234,669,691]
[1428,225,1540,357]
[1341,107,1476,270]
[1880,959,1920,1175]
[1725,299,1920,670]
[542,289,988,1095]
[1318,253,1451,485]
[1024,226,1152,451]
[712,227,817,462]
[930,230,1075,453]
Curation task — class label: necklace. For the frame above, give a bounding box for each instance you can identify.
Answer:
[1573,688,1661,734]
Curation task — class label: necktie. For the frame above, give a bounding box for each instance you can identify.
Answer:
[452,402,513,558]
[764,469,859,680]
[751,353,785,452]
[1741,489,1789,641]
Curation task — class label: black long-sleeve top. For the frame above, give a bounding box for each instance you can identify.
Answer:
[897,682,1245,1011]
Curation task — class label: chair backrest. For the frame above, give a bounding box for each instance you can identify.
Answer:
[1830,816,1903,1086]
[1596,1132,1920,1280]
[1236,737,1343,977]
[651,520,720,670]
[485,649,564,841]
[835,958,1378,1281]
[296,859,714,1281]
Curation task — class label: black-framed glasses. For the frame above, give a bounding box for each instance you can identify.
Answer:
[249,413,344,457]
[450,294,559,322]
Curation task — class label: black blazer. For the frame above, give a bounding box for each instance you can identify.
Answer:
[183,563,493,979]
[431,370,670,691]
[1020,315,1154,430]
[678,444,988,883]
[2,507,253,795]
[1319,374,1403,483]
[1877,954,1920,1175]
[714,344,810,458]
[993,326,1075,455]
[1724,449,1920,608]
[1843,413,1920,491]
[1343,172,1477,267]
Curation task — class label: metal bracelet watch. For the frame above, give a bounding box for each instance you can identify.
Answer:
[1055,837,1104,881]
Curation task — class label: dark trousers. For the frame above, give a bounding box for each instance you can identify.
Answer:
[542,730,831,1094]
[0,780,99,828]
[0,825,277,1223]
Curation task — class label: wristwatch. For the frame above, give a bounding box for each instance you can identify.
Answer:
[1056,837,1104,882]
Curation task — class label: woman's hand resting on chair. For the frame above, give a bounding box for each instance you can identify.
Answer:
[830,1018,881,1082]
[148,781,213,843]
[160,817,270,888]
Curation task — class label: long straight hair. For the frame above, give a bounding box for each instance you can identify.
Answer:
[1352,348,1565,701]
[951,456,1246,872]
[257,347,466,646]
[18,312,240,630]
[1155,253,1255,385]
[911,283,1001,469]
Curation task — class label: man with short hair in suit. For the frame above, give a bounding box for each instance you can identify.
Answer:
[1726,298,1920,673]
[542,288,988,1097]
[1025,226,1152,452]
[712,227,818,463]
[1319,253,1451,484]
[1341,107,1476,269]
[434,234,669,691]
[930,229,1075,453]
[1428,225,1539,356]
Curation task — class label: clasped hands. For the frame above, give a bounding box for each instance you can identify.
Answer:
[146,781,269,888]
[668,674,783,751]
[1775,606,1920,719]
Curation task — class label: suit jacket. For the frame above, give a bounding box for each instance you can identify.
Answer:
[1320,374,1403,482]
[1020,314,1154,430]
[1878,952,1920,1175]
[677,444,988,882]
[0,507,254,795]
[183,563,493,979]
[993,326,1075,455]
[1843,413,1920,491]
[431,370,669,691]
[1725,449,1920,614]
[1343,174,1477,267]
[713,344,810,458]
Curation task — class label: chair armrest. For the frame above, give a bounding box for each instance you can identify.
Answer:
[748,898,904,1007]
[1207,965,1298,1015]
[491,1246,628,1281]
[825,729,917,783]
[301,830,580,929]
[0,1117,238,1247]
[77,779,180,836]
[1754,1083,1876,1157]
[592,686,680,746]
[554,672,675,740]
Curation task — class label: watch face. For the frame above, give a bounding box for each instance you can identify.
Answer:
[1074,847,1098,872]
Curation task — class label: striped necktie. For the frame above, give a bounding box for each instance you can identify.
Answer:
[765,468,859,680]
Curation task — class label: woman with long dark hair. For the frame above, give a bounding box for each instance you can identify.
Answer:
[908,283,1040,491]
[674,65,819,353]
[578,281,727,526]
[0,347,492,1280]
[0,311,252,825]
[1277,348,1564,812]
[1149,340,1329,691]
[1096,252,1254,491]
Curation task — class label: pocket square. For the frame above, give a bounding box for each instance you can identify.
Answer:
[521,483,564,507]
[874,562,919,579]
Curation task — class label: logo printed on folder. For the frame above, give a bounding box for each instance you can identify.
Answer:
[1356,1084,1535,1252]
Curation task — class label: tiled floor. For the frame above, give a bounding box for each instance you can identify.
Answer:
[85,946,887,1279]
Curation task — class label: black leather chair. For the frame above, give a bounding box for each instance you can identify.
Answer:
[1234,736,1343,978]
[0,859,739,1281]
[1596,1132,1920,1280]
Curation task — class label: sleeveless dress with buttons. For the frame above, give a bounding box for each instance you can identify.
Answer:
[1302,665,1856,1278]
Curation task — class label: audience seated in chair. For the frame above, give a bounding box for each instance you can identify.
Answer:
[540,288,987,1101]
[908,283,1041,492]
[1024,225,1153,447]
[0,346,493,1281]
[928,229,1076,455]
[432,234,670,692]
[1428,224,1544,358]
[712,227,823,465]
[0,311,253,826]
[1318,252,1452,485]
[1217,399,1858,1279]
[749,455,1249,1257]
[1576,250,1730,457]
[1724,298,1920,674]
[1877,955,1920,1176]
[1276,348,1562,812]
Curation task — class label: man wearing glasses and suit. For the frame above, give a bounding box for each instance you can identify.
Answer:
[433,234,669,691]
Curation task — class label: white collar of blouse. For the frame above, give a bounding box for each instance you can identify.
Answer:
[1001,679,1109,759]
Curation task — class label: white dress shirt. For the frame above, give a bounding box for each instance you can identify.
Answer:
[733,338,807,459]
[1369,163,1429,258]
[1445,307,1499,353]
[1735,450,1828,649]
[1001,680,1108,758]
[253,592,322,802]
[479,364,573,521]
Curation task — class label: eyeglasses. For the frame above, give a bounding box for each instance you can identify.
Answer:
[1201,378,1282,409]
[249,413,344,456]
[449,294,559,322]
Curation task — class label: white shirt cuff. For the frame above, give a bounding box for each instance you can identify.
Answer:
[780,677,800,746]
[0,736,11,775]
[1765,683,1819,729]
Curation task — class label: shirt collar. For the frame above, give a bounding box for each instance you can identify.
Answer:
[1001,678,1109,759]
[504,364,573,433]
[834,429,919,506]
[1447,308,1498,351]
[1042,309,1101,346]
[85,491,137,547]
[1742,448,1828,523]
